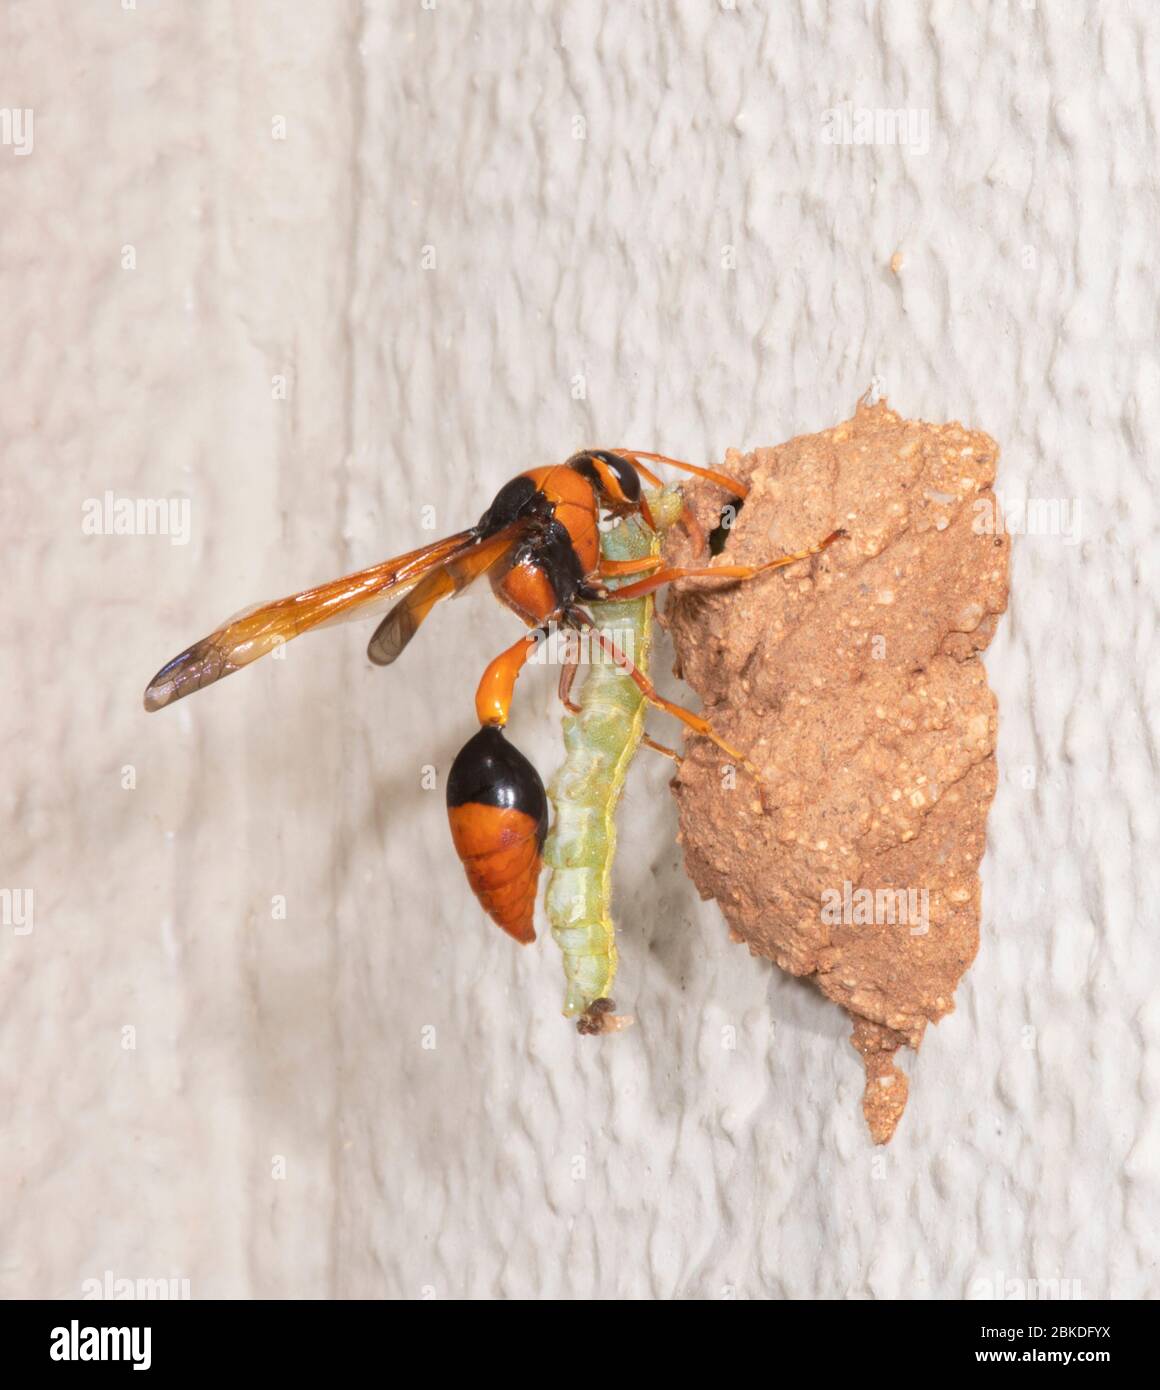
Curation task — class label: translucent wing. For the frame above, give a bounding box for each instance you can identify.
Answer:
[143,521,528,711]
[367,528,519,666]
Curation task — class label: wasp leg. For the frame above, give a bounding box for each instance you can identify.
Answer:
[600,528,846,603]
[641,733,681,764]
[598,554,662,578]
[558,623,676,749]
[570,611,762,779]
[557,641,582,714]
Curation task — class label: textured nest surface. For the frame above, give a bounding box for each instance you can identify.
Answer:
[663,399,1010,1142]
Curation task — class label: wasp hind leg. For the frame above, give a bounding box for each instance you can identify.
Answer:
[447,629,549,945]
[557,632,582,714]
[641,733,681,764]
[570,610,764,782]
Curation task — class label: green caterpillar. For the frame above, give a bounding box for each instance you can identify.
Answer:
[543,486,684,1032]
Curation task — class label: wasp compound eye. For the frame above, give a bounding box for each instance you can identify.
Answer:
[446,726,548,944]
[591,450,642,502]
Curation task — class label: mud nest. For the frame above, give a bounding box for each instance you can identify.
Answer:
[663,398,1009,1143]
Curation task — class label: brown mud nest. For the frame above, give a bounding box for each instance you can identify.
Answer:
[664,398,1009,1142]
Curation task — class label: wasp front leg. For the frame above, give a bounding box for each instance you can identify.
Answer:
[446,630,549,945]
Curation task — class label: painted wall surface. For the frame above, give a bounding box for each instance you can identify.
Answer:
[2,0,1155,1299]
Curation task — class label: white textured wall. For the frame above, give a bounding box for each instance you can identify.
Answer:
[2,0,1156,1299]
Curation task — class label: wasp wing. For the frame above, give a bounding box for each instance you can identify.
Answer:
[143,521,528,712]
[367,526,522,667]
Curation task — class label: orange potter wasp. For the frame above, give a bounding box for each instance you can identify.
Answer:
[144,450,843,943]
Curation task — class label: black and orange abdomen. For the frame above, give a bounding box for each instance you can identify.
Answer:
[446,726,548,944]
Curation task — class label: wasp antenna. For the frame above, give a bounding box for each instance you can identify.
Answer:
[616,450,749,499]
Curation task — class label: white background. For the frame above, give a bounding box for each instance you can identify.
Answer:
[2,0,1156,1299]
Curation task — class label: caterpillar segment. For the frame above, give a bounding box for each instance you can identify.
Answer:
[544,486,685,1028]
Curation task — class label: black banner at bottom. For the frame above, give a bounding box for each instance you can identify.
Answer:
[0,1296,1139,1375]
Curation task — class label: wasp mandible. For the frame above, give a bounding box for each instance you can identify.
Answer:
[144,450,843,944]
